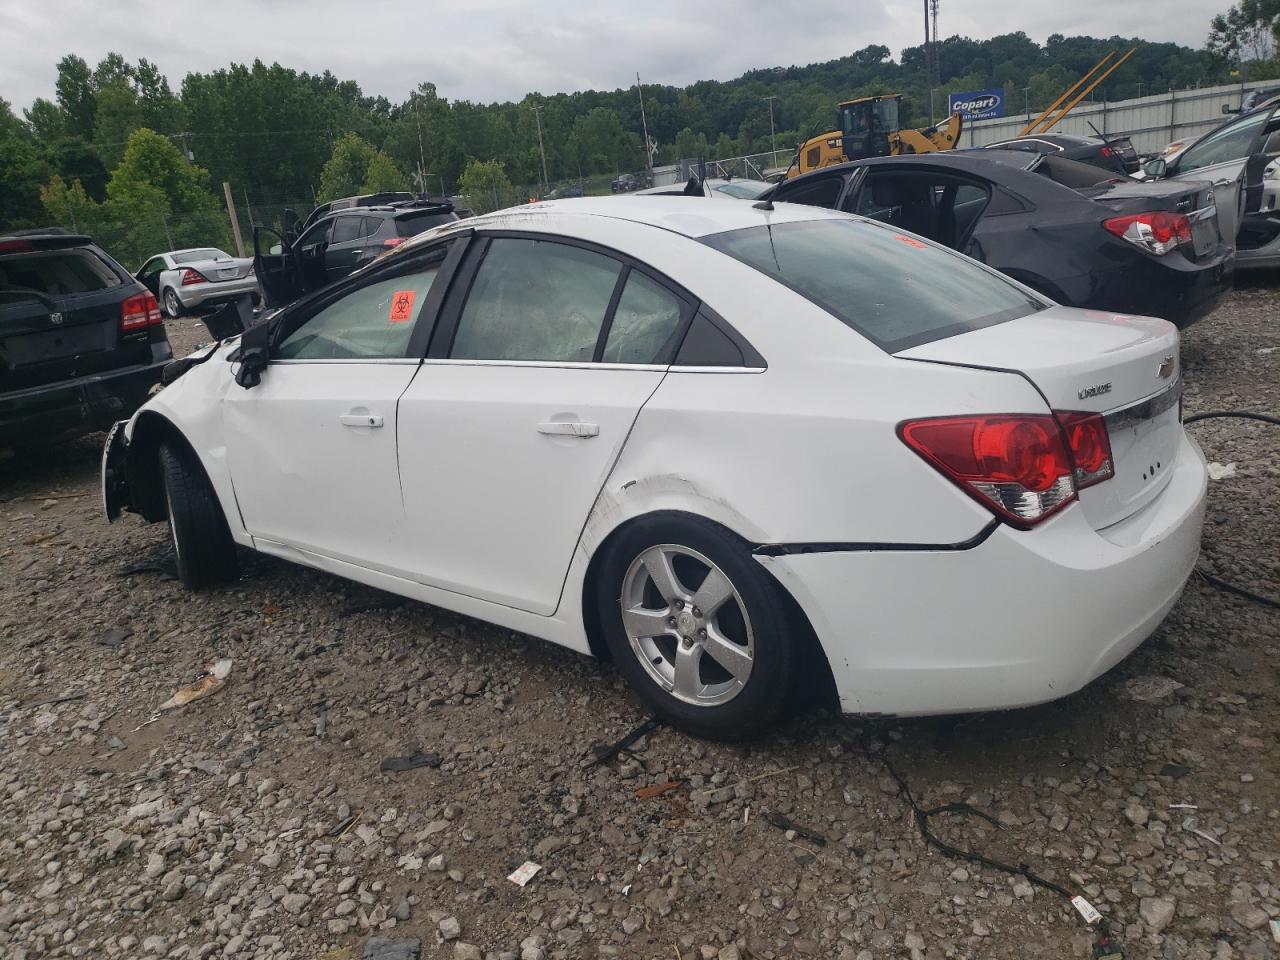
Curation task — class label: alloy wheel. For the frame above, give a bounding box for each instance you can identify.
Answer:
[620,544,755,707]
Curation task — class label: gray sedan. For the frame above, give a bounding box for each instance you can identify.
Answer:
[135,248,259,318]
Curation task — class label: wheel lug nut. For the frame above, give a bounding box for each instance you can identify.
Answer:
[698,628,707,638]
[692,607,702,618]
[673,599,683,610]
[667,617,677,627]
[681,636,693,648]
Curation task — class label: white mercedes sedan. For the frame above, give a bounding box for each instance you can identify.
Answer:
[102,198,1207,739]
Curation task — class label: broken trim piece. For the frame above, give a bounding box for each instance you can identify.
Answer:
[752,518,1000,557]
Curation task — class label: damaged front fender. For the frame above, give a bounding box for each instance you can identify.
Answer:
[101,419,131,523]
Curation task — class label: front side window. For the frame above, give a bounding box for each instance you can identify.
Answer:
[451,238,622,362]
[1178,110,1270,172]
[275,263,440,360]
[776,174,845,209]
[703,218,1042,353]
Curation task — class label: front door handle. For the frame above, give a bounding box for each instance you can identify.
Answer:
[339,413,384,428]
[537,420,599,438]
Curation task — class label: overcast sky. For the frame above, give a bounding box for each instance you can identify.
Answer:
[1,0,1218,113]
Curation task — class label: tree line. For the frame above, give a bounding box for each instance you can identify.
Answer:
[0,28,1239,259]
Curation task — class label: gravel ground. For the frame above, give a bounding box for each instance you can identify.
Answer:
[1,296,1278,960]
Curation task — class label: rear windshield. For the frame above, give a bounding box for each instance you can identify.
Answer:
[1030,154,1117,189]
[0,248,122,297]
[172,248,229,264]
[702,218,1043,352]
[395,212,457,237]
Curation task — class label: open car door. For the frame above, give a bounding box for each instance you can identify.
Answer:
[253,226,302,310]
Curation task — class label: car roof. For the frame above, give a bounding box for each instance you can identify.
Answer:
[402,196,845,252]
[785,150,1037,182]
[161,247,228,256]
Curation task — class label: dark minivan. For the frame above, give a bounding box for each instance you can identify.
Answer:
[1,232,171,447]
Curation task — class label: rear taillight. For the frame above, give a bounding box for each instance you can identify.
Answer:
[1100,145,1114,157]
[899,410,1115,528]
[180,268,207,285]
[121,291,163,332]
[1103,211,1192,256]
[382,237,407,249]
[1057,411,1114,489]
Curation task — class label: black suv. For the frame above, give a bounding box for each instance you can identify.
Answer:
[254,198,458,308]
[1,232,172,447]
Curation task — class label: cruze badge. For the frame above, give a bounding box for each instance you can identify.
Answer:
[1157,355,1176,379]
[1077,382,1112,401]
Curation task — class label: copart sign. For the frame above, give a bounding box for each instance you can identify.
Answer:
[947,88,1006,120]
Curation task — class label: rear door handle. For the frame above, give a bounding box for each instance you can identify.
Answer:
[339,413,384,428]
[537,420,599,438]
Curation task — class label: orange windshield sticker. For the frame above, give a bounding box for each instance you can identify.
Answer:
[893,235,928,249]
[389,290,416,323]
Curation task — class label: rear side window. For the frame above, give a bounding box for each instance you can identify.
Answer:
[601,271,684,364]
[776,174,844,209]
[331,216,364,244]
[0,248,121,296]
[396,212,457,237]
[703,218,1042,353]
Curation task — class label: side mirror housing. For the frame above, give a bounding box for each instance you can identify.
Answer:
[233,316,274,389]
[1144,157,1168,179]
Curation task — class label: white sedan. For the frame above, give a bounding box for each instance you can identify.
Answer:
[102,198,1207,739]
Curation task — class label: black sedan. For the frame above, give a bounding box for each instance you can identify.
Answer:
[981,133,1140,175]
[766,151,1231,328]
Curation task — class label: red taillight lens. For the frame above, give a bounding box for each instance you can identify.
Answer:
[899,414,1077,528]
[382,237,407,249]
[1103,212,1192,256]
[1100,145,1113,157]
[1057,411,1115,489]
[121,291,163,332]
[180,268,207,285]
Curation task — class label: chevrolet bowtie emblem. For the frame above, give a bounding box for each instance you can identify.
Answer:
[1157,355,1176,379]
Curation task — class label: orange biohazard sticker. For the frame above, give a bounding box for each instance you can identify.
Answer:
[893,235,928,249]
[388,290,416,323]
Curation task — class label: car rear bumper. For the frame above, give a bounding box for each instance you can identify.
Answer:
[175,275,260,308]
[1067,247,1232,328]
[757,430,1207,717]
[0,349,171,446]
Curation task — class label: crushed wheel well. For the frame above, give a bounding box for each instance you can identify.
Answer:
[126,413,202,522]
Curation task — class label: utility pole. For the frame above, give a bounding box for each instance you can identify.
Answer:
[531,103,549,198]
[637,73,653,182]
[222,181,245,257]
[764,95,779,161]
[413,94,429,196]
[923,0,934,125]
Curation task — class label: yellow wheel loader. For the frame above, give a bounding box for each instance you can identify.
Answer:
[784,95,964,179]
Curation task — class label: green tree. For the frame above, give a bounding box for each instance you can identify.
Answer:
[55,54,96,140]
[0,98,50,228]
[39,175,99,233]
[1210,1,1280,60]
[457,158,513,214]
[103,127,228,265]
[317,133,379,201]
[361,151,409,192]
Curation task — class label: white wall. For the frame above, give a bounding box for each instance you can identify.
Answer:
[964,81,1274,154]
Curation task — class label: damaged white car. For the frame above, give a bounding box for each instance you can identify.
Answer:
[103,197,1207,739]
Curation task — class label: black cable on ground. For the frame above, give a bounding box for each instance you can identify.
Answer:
[1182,410,1280,611]
[856,734,1123,956]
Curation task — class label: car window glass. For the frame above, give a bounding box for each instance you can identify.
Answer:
[1262,127,1280,157]
[363,217,383,238]
[777,174,844,209]
[137,258,161,279]
[0,249,120,295]
[985,187,1026,216]
[331,216,362,244]
[1178,111,1269,172]
[275,266,439,360]
[703,218,1042,353]
[602,271,684,364]
[298,221,332,250]
[451,238,622,362]
[170,249,227,264]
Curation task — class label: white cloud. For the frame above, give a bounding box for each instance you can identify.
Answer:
[0,0,1217,113]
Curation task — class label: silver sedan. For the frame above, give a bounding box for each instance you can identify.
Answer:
[135,248,259,318]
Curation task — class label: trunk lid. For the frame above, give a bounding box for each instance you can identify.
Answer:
[1,245,147,392]
[898,305,1183,530]
[1079,178,1224,264]
[188,256,255,281]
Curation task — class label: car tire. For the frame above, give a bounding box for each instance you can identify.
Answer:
[159,442,238,588]
[162,287,183,318]
[597,514,796,740]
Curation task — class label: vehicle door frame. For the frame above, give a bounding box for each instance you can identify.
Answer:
[838,164,994,252]
[773,168,862,210]
[323,214,368,283]
[134,255,167,296]
[421,229,701,363]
